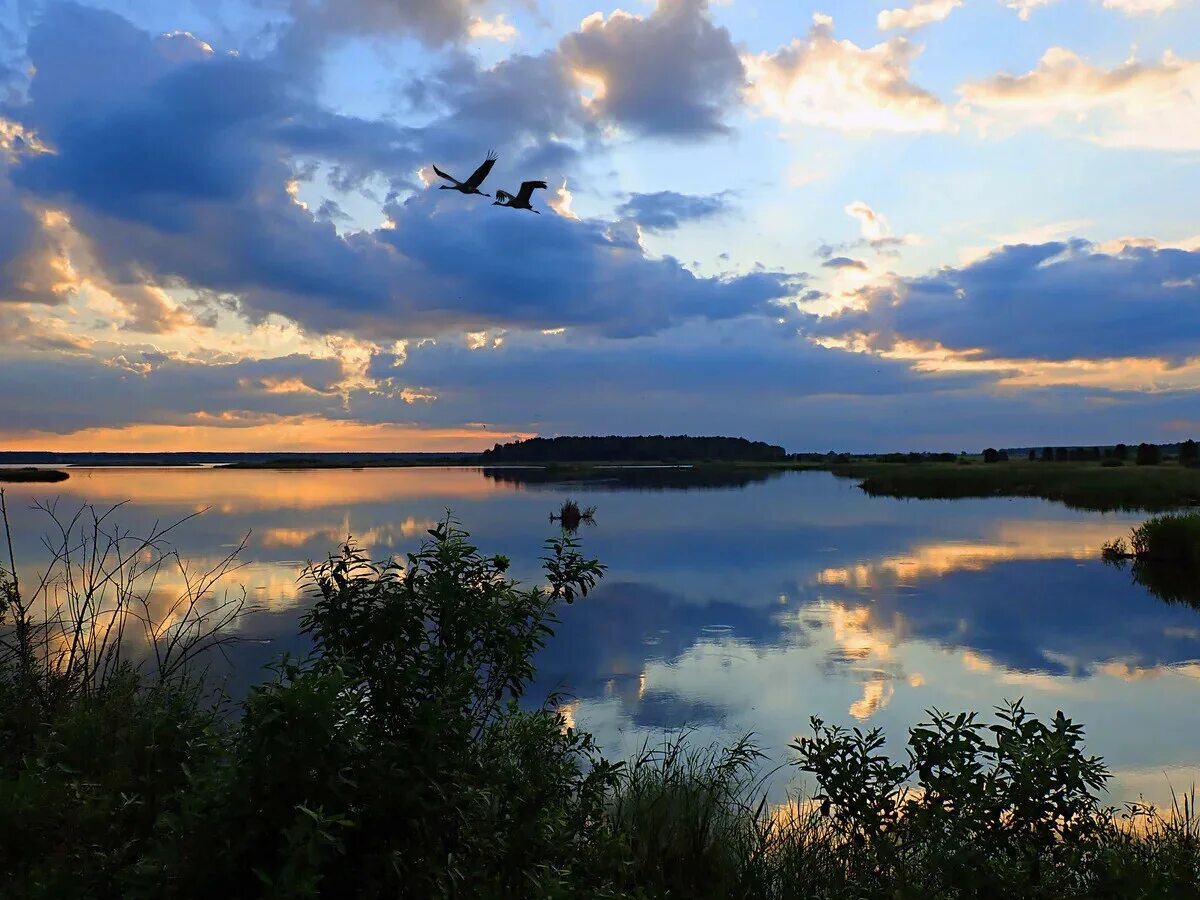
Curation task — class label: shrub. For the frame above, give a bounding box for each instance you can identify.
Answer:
[143,519,614,897]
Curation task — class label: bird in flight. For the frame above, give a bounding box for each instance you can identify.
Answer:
[432,151,497,197]
[493,180,548,214]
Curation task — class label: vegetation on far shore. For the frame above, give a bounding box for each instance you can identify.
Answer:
[834,458,1200,512]
[482,434,789,464]
[0,467,69,483]
[2,495,1199,898]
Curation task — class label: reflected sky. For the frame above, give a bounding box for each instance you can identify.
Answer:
[3,467,1197,807]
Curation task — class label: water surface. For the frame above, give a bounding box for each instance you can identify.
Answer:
[4,466,1197,806]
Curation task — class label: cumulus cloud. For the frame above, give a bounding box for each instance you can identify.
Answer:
[814,240,1200,362]
[959,46,1200,150]
[615,191,731,231]
[743,13,949,132]
[467,14,519,42]
[559,0,745,137]
[877,0,963,31]
[2,4,796,343]
[277,0,490,63]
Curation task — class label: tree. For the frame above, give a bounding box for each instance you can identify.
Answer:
[1114,443,1129,461]
[1041,447,1054,462]
[1181,439,1199,467]
[1028,449,1037,462]
[983,448,1000,464]
[1136,443,1161,466]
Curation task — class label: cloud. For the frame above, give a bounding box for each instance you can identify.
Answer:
[877,0,963,31]
[467,14,519,42]
[559,0,745,138]
[815,240,1200,362]
[1102,0,1185,12]
[743,13,949,133]
[615,191,731,231]
[1002,0,1059,20]
[959,46,1200,150]
[2,4,795,343]
[823,257,868,270]
[845,201,891,242]
[276,0,490,64]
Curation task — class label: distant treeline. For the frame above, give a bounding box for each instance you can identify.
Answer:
[995,440,1199,466]
[481,435,787,463]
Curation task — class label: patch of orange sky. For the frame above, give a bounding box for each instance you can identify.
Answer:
[0,416,536,453]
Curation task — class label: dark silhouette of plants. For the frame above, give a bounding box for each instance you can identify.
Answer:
[794,700,1112,894]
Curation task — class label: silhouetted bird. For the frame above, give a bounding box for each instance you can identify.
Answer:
[432,151,497,197]
[493,180,548,213]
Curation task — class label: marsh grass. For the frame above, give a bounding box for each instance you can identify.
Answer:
[1103,513,1200,606]
[550,498,596,532]
[838,460,1200,512]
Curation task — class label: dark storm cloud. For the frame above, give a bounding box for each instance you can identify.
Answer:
[615,191,731,232]
[2,3,796,340]
[817,240,1200,361]
[558,0,745,138]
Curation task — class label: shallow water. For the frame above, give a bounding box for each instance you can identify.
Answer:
[3,466,1197,806]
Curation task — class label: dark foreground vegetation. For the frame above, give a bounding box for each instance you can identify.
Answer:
[2,495,1199,898]
[1104,513,1200,606]
[0,467,69,483]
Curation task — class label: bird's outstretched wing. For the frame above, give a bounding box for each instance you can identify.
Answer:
[431,164,456,184]
[516,180,548,203]
[494,189,515,204]
[464,151,498,190]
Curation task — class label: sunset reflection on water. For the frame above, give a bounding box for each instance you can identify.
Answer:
[4,466,1197,807]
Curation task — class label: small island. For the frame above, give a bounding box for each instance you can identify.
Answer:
[0,467,69,483]
[481,434,788,464]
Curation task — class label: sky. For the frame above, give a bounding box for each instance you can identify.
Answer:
[0,0,1197,453]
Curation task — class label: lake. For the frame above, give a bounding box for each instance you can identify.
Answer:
[3,465,1197,807]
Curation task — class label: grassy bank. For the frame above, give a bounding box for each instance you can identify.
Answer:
[0,467,69,483]
[831,459,1200,512]
[1103,513,1200,606]
[1,500,1198,897]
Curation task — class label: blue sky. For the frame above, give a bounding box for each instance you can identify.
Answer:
[0,0,1197,451]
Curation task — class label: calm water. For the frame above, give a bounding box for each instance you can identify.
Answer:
[4,466,1198,806]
